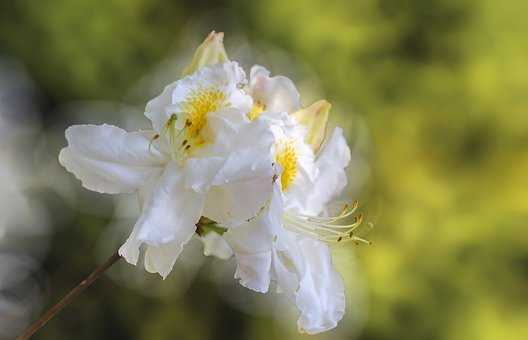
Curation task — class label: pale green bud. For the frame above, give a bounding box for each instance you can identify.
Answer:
[182,31,229,76]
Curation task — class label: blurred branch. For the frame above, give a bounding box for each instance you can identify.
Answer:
[17,251,122,340]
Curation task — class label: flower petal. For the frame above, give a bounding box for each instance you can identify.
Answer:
[203,177,272,228]
[119,161,204,278]
[143,240,188,279]
[305,127,351,214]
[203,109,273,157]
[227,218,273,292]
[59,124,165,194]
[296,238,345,334]
[136,161,204,246]
[233,251,272,293]
[195,116,276,225]
[250,65,301,113]
[272,236,345,334]
[223,182,284,293]
[201,231,233,260]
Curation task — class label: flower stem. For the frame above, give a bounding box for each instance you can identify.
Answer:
[17,251,122,340]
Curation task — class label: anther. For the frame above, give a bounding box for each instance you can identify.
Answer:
[355,214,363,224]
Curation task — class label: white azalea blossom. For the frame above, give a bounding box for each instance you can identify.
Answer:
[58,31,366,334]
[221,65,368,334]
[59,34,275,279]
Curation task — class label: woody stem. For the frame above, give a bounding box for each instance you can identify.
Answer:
[17,251,122,340]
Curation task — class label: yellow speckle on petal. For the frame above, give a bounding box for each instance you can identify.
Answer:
[275,140,298,191]
[248,101,265,120]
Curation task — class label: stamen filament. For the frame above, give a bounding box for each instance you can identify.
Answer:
[283,201,371,244]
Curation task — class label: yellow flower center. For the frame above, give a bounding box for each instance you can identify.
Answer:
[161,87,227,163]
[275,140,298,191]
[248,101,265,121]
[182,88,226,144]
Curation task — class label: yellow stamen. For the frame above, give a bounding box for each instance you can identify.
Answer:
[275,140,298,191]
[248,101,265,120]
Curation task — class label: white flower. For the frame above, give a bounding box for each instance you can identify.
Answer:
[58,32,367,335]
[222,66,366,334]
[59,57,275,279]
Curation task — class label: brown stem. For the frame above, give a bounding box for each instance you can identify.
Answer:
[17,251,122,340]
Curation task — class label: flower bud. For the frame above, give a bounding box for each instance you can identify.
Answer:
[291,100,331,152]
[182,31,229,76]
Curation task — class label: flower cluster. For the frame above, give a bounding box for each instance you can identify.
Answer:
[59,31,368,334]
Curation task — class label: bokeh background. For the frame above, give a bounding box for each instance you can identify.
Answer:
[0,0,527,339]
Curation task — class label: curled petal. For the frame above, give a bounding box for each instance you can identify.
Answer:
[295,238,345,334]
[143,240,188,279]
[233,251,272,293]
[272,235,345,334]
[250,65,301,113]
[59,124,165,194]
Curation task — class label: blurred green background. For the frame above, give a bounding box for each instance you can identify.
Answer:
[0,0,527,339]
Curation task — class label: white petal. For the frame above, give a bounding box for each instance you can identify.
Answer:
[59,124,165,194]
[118,222,142,266]
[119,161,204,278]
[143,240,187,279]
[203,177,272,228]
[271,235,345,334]
[135,161,204,246]
[197,117,276,225]
[202,111,275,167]
[145,81,179,133]
[183,156,226,193]
[223,182,284,293]
[227,215,276,293]
[233,251,272,293]
[316,127,350,171]
[295,238,345,334]
[250,65,301,113]
[118,175,160,266]
[281,138,318,215]
[203,110,271,157]
[201,231,233,260]
[305,127,351,214]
